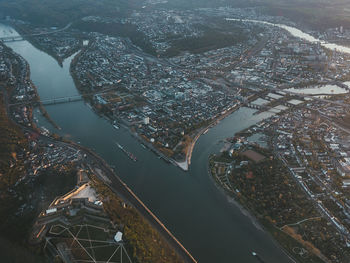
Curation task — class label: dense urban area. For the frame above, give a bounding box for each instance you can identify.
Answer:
[0,40,190,262]
[2,0,350,263]
[19,7,350,170]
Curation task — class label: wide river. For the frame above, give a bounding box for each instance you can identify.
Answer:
[3,19,345,262]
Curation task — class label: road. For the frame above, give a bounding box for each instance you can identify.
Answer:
[272,117,350,242]
[1,86,197,263]
[73,140,197,263]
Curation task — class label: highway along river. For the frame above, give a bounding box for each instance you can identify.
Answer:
[0,23,297,263]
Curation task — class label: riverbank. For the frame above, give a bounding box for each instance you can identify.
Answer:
[207,157,263,231]
[208,159,302,263]
[58,136,198,263]
[226,18,350,55]
[0,21,306,263]
[11,22,81,67]
[4,69,196,263]
[70,54,255,172]
[208,145,328,263]
[180,102,244,170]
[74,94,244,172]
[1,30,196,263]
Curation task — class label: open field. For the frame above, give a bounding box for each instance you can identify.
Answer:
[49,224,133,263]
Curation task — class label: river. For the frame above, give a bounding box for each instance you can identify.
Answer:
[1,21,334,263]
[226,18,350,54]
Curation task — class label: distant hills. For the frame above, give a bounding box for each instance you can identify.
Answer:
[1,0,350,30]
[0,0,142,26]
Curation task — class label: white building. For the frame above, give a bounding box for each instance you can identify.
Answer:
[114,231,123,242]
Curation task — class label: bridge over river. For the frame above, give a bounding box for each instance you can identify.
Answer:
[9,94,84,107]
[0,22,72,43]
[8,86,119,107]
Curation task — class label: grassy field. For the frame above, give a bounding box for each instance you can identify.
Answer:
[49,224,133,263]
[262,219,326,263]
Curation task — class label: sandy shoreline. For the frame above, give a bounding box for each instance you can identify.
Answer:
[179,102,242,171]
